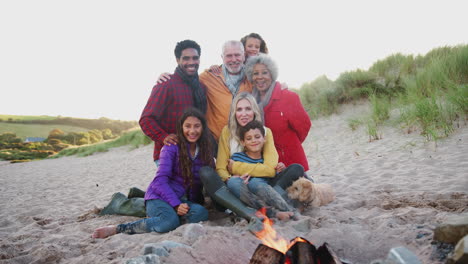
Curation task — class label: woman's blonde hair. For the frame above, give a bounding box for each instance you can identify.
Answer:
[228,92,263,143]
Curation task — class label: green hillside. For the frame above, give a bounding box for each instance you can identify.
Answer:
[0,123,88,139]
[0,114,57,121]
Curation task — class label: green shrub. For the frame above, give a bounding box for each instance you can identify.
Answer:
[0,133,22,143]
[88,129,103,143]
[447,84,468,114]
[347,118,363,131]
[0,149,55,161]
[369,94,391,124]
[48,128,65,139]
[366,119,381,141]
[101,128,114,140]
[299,75,338,118]
[334,70,379,103]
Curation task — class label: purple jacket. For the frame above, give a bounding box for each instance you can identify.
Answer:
[144,144,211,207]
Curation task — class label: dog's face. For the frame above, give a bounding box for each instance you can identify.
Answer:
[286,178,314,202]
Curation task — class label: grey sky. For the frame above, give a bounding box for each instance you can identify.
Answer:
[1,0,466,121]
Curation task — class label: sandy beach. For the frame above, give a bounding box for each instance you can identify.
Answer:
[1,103,467,264]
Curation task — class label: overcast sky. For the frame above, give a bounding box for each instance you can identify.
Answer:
[1,0,466,121]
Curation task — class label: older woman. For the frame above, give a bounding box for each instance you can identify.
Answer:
[244,54,312,173]
[200,92,303,226]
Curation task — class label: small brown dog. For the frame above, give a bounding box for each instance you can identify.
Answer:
[286,178,335,207]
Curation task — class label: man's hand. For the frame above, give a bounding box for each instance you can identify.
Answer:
[156,72,171,84]
[209,65,221,75]
[163,134,178,146]
[175,203,190,216]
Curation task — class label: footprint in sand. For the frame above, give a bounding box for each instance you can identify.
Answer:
[32,216,52,226]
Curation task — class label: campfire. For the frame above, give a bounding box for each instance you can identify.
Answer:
[250,209,346,264]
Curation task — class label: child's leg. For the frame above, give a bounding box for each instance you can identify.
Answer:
[226,177,244,198]
[248,178,294,210]
[245,177,270,195]
[117,199,180,234]
[249,178,298,220]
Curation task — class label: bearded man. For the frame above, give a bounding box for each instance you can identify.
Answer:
[140,39,207,166]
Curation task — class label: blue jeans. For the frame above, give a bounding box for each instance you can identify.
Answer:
[116,199,208,234]
[227,177,270,198]
[226,164,304,200]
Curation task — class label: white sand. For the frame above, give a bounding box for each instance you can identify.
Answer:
[1,103,467,264]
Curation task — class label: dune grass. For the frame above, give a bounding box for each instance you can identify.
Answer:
[299,44,467,141]
[50,129,152,158]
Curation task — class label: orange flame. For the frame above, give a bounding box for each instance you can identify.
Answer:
[253,208,290,254]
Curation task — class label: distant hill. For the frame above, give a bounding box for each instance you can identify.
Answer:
[0,123,89,139]
[0,114,57,121]
[0,115,138,136]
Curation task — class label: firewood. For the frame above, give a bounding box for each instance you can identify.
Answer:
[317,242,343,264]
[249,244,285,264]
[287,240,316,264]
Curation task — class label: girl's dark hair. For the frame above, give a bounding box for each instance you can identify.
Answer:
[176,107,213,188]
[239,120,265,141]
[240,33,269,54]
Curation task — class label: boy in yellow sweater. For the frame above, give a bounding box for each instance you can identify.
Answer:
[228,120,296,221]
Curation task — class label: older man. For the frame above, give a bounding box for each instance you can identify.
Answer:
[199,40,252,140]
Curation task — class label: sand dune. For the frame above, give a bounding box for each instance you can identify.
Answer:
[1,103,467,264]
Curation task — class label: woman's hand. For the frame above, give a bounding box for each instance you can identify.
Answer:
[156,72,171,84]
[275,162,286,173]
[227,159,234,174]
[175,203,190,216]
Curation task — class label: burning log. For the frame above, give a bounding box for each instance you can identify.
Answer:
[286,238,316,264]
[317,243,344,264]
[249,244,285,264]
[250,237,344,264]
[251,209,346,264]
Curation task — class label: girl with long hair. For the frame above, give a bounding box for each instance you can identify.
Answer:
[93,108,214,238]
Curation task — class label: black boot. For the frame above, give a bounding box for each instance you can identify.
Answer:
[127,187,146,198]
[99,192,146,217]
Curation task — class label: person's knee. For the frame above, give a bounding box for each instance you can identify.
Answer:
[200,167,225,196]
[226,178,242,197]
[188,204,209,223]
[200,166,215,184]
[226,177,242,188]
[247,178,268,194]
[289,164,304,176]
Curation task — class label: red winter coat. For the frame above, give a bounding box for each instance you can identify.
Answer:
[263,82,311,171]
